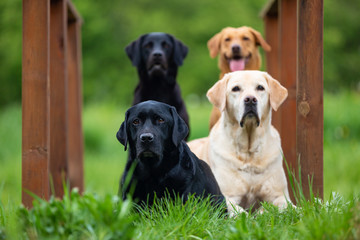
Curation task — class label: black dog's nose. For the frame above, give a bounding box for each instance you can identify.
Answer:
[153,51,163,58]
[232,45,241,53]
[140,133,154,143]
[244,96,257,105]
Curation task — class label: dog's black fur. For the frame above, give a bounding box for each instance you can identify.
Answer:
[117,101,224,207]
[125,33,190,134]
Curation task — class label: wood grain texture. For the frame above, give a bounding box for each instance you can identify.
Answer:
[50,0,69,198]
[297,0,324,199]
[67,17,84,193]
[279,0,297,201]
[22,0,51,208]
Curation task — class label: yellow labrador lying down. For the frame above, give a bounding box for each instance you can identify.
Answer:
[188,71,292,213]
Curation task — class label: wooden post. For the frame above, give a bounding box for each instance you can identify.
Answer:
[297,0,323,199]
[279,0,297,193]
[262,0,323,200]
[22,0,83,207]
[50,0,69,198]
[67,2,84,192]
[22,0,51,207]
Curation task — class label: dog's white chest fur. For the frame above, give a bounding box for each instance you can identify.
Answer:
[209,120,287,210]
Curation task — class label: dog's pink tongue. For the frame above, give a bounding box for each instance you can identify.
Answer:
[230,59,245,71]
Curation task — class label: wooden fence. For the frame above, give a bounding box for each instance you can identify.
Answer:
[22,0,83,208]
[261,0,323,199]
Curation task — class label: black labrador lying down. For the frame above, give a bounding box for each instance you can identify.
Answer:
[125,33,190,134]
[116,100,224,207]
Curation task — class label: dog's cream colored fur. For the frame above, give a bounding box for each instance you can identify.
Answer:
[188,71,291,212]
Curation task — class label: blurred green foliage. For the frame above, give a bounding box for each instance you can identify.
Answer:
[0,0,22,107]
[324,0,360,91]
[0,0,359,107]
[18,189,136,239]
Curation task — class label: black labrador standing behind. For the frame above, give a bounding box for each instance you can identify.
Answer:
[125,33,190,134]
[116,100,224,207]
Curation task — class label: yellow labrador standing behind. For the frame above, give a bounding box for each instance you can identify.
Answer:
[208,26,271,129]
[208,27,271,79]
[188,71,291,213]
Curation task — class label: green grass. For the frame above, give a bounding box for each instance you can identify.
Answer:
[0,105,21,207]
[0,90,360,238]
[17,188,136,239]
[3,188,360,239]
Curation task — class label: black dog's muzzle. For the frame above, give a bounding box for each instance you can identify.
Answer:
[136,132,162,165]
[240,96,260,127]
[147,50,168,76]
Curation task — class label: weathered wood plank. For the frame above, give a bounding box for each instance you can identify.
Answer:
[22,0,51,207]
[67,16,84,192]
[279,0,297,193]
[297,0,324,199]
[50,0,69,198]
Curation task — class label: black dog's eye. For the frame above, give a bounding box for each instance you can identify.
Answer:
[256,85,265,91]
[225,37,231,42]
[232,86,241,92]
[162,42,169,49]
[144,42,153,49]
[132,119,140,125]
[157,118,165,124]
[243,36,250,41]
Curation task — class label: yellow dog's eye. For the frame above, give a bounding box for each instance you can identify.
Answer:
[243,36,250,41]
[225,37,231,42]
[256,85,265,91]
[232,86,241,92]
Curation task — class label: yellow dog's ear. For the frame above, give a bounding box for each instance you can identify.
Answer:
[264,73,288,111]
[207,31,222,58]
[207,74,231,112]
[247,27,271,52]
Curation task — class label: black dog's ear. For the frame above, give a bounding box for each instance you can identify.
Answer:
[168,34,188,66]
[116,111,130,151]
[170,106,189,147]
[125,34,147,67]
[179,143,197,176]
